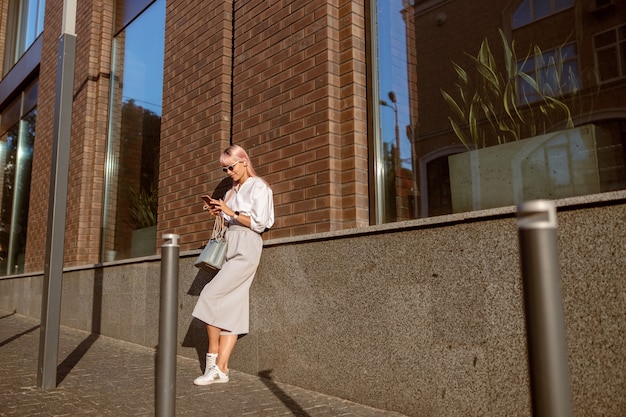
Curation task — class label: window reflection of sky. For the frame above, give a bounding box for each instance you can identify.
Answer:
[121,0,165,116]
[377,0,413,168]
[24,0,45,47]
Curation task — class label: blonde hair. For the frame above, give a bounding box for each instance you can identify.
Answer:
[220,144,259,178]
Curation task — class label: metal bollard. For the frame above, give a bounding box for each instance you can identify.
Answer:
[156,234,180,417]
[517,200,573,417]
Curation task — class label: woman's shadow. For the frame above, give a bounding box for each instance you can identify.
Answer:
[182,271,215,369]
[182,177,232,370]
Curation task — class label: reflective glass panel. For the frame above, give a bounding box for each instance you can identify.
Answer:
[0,124,19,274]
[5,0,45,67]
[513,0,531,28]
[512,0,574,29]
[0,90,35,275]
[372,1,626,221]
[534,0,552,20]
[102,0,164,261]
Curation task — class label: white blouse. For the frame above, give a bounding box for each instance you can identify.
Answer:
[223,176,274,233]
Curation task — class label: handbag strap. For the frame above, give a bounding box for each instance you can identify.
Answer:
[211,215,227,240]
[207,186,235,240]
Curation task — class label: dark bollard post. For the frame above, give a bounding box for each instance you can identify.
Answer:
[517,200,573,417]
[156,234,180,417]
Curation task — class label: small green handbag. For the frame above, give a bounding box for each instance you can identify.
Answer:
[194,216,227,272]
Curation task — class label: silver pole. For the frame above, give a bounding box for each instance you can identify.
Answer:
[37,0,77,390]
[156,234,180,417]
[517,200,573,417]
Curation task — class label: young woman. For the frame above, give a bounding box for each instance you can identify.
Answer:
[192,145,274,385]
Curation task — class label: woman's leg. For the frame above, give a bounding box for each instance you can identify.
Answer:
[207,324,221,354]
[216,333,238,372]
[194,325,233,385]
[207,324,237,372]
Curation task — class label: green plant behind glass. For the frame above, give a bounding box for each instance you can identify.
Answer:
[127,186,158,229]
[441,29,582,150]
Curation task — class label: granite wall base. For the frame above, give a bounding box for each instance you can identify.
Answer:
[1,202,624,416]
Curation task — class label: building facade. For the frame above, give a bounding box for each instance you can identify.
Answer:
[1,0,625,270]
[1,0,625,415]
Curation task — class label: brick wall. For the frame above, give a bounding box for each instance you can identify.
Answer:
[23,0,61,271]
[160,0,234,250]
[19,0,624,269]
[65,0,114,265]
[160,0,369,250]
[25,0,114,269]
[231,1,369,238]
[0,0,7,72]
[20,0,370,270]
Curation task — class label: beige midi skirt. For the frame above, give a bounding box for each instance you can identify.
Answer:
[192,225,263,335]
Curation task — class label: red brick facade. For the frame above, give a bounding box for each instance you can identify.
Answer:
[24,0,114,270]
[161,0,369,248]
[8,0,626,271]
[20,0,369,270]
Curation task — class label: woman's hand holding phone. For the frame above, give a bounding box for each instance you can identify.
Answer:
[200,195,211,211]
[201,195,222,215]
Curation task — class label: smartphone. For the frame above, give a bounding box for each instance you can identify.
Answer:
[200,195,212,205]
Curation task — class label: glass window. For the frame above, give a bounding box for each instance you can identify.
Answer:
[0,80,37,275]
[517,43,580,104]
[102,0,164,261]
[371,1,626,222]
[3,0,45,71]
[594,24,626,83]
[372,1,420,222]
[512,0,574,29]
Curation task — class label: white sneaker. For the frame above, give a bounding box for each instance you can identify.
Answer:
[193,365,229,385]
[205,353,217,370]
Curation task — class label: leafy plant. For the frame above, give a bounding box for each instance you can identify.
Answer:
[127,186,158,229]
[441,29,583,150]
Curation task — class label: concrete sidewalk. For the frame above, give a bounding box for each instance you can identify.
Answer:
[0,310,406,416]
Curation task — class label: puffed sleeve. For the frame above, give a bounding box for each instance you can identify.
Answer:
[249,180,274,233]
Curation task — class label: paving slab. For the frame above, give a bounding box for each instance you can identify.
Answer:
[0,310,406,416]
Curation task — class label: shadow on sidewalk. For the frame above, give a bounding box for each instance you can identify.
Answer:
[0,309,17,320]
[258,369,312,417]
[56,333,100,385]
[0,324,40,348]
[56,268,104,385]
[0,310,41,347]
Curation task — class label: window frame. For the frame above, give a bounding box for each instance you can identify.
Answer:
[2,0,45,74]
[593,24,626,84]
[516,42,581,105]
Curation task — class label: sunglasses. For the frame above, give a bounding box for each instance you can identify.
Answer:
[222,160,241,173]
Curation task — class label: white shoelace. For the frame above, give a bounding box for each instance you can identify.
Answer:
[204,365,228,379]
[204,366,219,378]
